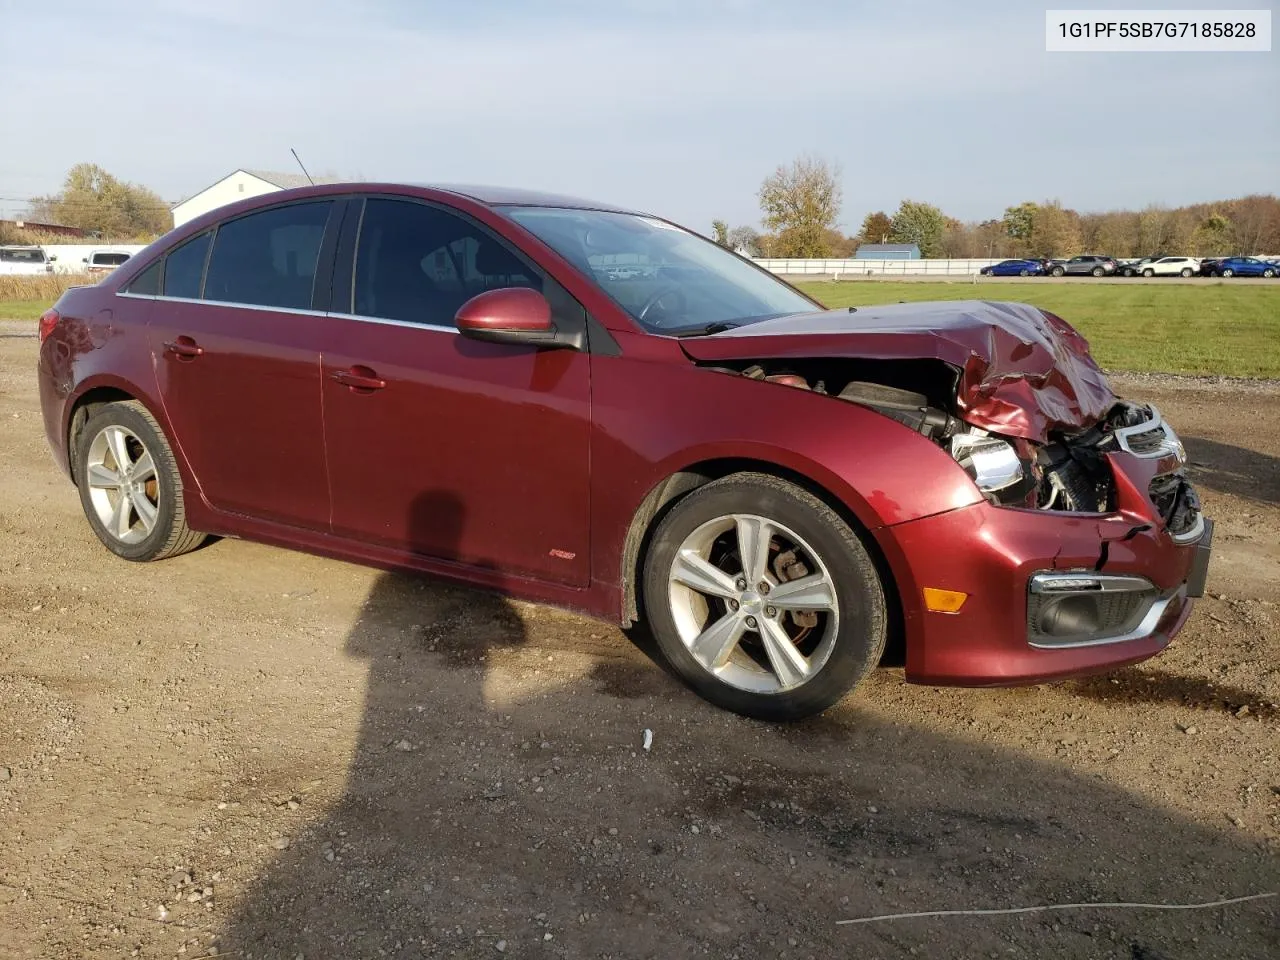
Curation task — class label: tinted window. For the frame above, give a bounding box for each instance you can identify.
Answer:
[163,233,211,299]
[93,252,131,266]
[126,260,162,295]
[0,248,46,263]
[204,201,333,309]
[354,199,540,325]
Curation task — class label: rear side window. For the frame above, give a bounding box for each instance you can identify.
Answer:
[126,260,162,295]
[203,201,333,310]
[93,252,131,267]
[164,233,212,299]
[353,198,540,326]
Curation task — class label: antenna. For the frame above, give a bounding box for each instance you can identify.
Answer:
[290,148,315,186]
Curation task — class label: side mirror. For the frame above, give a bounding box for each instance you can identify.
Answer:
[82,257,89,263]
[455,287,574,349]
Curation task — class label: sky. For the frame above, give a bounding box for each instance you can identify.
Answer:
[1,0,1276,234]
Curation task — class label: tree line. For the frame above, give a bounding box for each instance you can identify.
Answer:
[716,156,1280,260]
[8,164,172,243]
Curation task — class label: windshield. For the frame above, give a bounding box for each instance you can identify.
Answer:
[499,206,818,334]
[0,248,47,264]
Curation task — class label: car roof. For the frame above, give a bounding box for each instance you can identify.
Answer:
[408,183,645,215]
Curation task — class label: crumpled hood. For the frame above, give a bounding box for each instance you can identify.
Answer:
[679,299,1118,442]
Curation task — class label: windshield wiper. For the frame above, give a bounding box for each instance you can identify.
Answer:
[678,321,740,337]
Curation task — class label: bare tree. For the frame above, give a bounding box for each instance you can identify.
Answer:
[758,156,842,258]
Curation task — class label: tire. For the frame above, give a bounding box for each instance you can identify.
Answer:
[641,473,886,721]
[1051,266,1064,277]
[1143,269,1155,278]
[1222,269,1234,277]
[75,400,206,562]
[1091,266,1104,277]
[1019,269,1029,276]
[1264,269,1276,278]
[1180,268,1193,277]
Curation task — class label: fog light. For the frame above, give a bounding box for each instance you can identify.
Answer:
[923,587,968,613]
[1027,572,1159,648]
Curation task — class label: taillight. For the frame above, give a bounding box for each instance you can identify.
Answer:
[38,309,60,343]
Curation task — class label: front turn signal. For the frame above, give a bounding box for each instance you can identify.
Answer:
[923,587,968,614]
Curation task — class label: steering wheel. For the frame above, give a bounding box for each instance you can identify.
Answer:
[637,285,688,324]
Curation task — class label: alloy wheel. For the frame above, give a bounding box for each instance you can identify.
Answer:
[84,425,161,544]
[666,513,839,694]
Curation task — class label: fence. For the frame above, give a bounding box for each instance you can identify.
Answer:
[755,258,1002,277]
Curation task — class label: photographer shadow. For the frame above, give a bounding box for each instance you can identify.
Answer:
[219,491,1280,959]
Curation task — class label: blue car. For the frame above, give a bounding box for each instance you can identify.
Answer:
[979,259,1045,277]
[1213,257,1278,278]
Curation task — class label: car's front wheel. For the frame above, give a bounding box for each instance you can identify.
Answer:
[1051,266,1065,276]
[1222,268,1234,277]
[1019,269,1029,276]
[76,400,206,562]
[642,473,887,721]
[1264,268,1276,278]
[1143,268,1155,277]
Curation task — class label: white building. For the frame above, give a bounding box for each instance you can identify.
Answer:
[170,169,343,228]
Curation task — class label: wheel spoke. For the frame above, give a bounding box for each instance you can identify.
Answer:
[109,493,133,539]
[735,516,773,585]
[133,493,158,534]
[671,550,739,600]
[688,611,748,671]
[768,572,836,612]
[130,450,156,483]
[105,427,134,473]
[758,618,811,690]
[86,463,121,489]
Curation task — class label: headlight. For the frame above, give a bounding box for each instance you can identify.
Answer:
[950,433,1025,493]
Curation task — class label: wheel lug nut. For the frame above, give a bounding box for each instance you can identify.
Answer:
[766,606,777,617]
[758,582,770,594]
[735,579,747,591]
[728,599,739,611]
[745,616,758,629]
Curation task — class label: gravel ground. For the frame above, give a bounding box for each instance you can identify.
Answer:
[0,330,1277,960]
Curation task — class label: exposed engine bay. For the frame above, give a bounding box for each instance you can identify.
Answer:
[706,358,1201,536]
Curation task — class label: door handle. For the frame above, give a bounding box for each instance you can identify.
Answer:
[330,367,387,392]
[163,337,203,359]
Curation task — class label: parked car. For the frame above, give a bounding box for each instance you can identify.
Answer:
[1118,257,1160,277]
[1214,257,1278,278]
[1137,256,1200,278]
[36,183,1213,721]
[0,245,55,275]
[1198,257,1228,277]
[83,249,134,277]
[1047,255,1118,277]
[978,259,1044,277]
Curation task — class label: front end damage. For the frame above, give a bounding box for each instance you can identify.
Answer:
[681,301,1212,684]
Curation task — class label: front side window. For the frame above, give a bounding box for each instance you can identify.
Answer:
[353,198,540,326]
[500,206,818,334]
[203,201,333,310]
[163,233,212,299]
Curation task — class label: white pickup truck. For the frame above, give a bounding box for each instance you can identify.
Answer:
[0,245,56,276]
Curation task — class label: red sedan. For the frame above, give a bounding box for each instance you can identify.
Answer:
[37,183,1212,720]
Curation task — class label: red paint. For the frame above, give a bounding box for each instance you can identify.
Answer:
[36,181,1204,690]
[455,287,554,334]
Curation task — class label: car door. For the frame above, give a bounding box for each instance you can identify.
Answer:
[146,199,344,530]
[321,196,592,586]
[1065,256,1086,275]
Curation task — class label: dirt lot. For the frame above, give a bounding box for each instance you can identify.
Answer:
[1,326,1277,960]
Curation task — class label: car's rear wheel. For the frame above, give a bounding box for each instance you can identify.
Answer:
[76,401,205,562]
[1180,268,1193,277]
[1019,269,1029,276]
[642,473,886,721]
[1091,266,1104,277]
[1222,268,1234,277]
[1143,268,1155,278]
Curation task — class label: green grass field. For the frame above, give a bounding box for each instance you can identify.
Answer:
[2,280,1276,377]
[795,281,1280,378]
[0,301,53,322]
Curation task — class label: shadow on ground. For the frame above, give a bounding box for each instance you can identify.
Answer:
[1183,436,1280,505]
[218,492,1279,960]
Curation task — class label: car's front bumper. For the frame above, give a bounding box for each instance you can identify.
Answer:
[880,497,1210,686]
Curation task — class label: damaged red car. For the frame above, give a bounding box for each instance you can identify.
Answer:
[37,183,1213,720]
